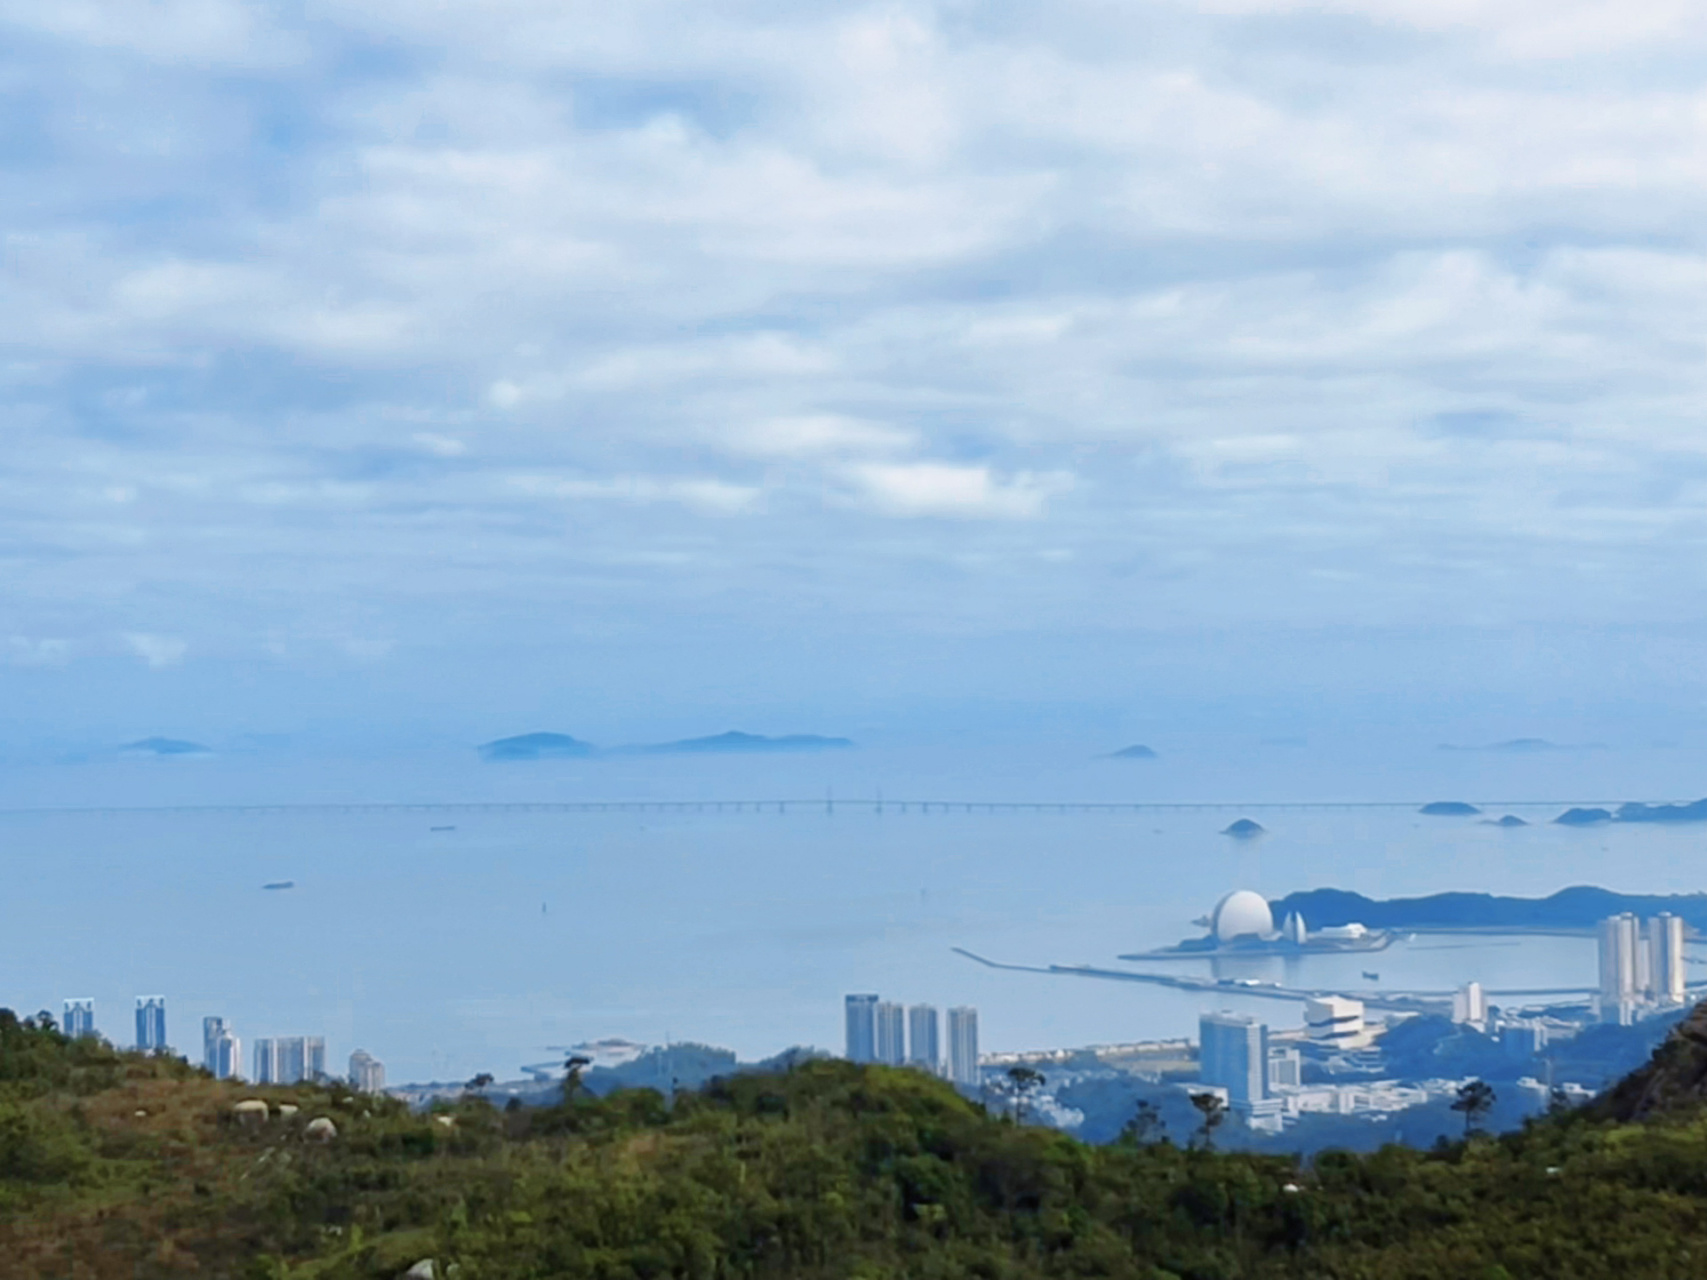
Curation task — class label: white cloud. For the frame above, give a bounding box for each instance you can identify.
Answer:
[729,415,915,459]
[3,0,1707,654]
[4,637,71,666]
[413,433,468,457]
[511,473,762,515]
[124,634,188,668]
[842,463,1072,519]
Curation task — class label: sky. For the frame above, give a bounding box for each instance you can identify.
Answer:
[6,0,1707,767]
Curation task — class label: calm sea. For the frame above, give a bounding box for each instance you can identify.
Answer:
[2,742,1701,1082]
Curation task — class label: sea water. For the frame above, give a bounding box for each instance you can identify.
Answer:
[1,742,1701,1082]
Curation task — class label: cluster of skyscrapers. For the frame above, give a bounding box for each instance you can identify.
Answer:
[1598,911,1686,1024]
[844,995,980,1086]
[58,997,384,1092]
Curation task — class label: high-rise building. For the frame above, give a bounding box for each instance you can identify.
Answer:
[212,1030,242,1080]
[844,994,879,1063]
[349,1049,385,1093]
[1648,914,1686,1005]
[253,1038,280,1084]
[946,1006,979,1087]
[135,997,167,1053]
[1599,913,1640,1021]
[907,1004,940,1073]
[1200,1012,1267,1107]
[305,1036,327,1081]
[63,999,95,1039]
[1452,981,1487,1029]
[204,1017,228,1073]
[203,1017,242,1080]
[874,1001,906,1065]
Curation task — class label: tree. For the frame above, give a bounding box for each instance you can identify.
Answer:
[1188,1092,1227,1151]
[1004,1066,1045,1123]
[1120,1099,1166,1146]
[563,1055,593,1103]
[1452,1079,1496,1136]
[465,1072,494,1093]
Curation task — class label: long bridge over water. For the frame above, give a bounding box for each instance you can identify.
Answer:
[0,797,1640,818]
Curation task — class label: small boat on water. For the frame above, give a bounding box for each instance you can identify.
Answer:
[263,881,295,891]
[430,825,456,832]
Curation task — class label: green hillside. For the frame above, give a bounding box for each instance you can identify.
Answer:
[6,1005,1707,1278]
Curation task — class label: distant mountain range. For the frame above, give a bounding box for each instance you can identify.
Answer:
[1270,885,1707,933]
[478,730,854,761]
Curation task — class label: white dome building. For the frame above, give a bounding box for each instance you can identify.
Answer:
[1211,890,1275,943]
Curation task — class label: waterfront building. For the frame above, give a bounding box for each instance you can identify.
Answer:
[946,1006,980,1086]
[907,1004,940,1073]
[1451,981,1487,1030]
[349,1049,385,1093]
[1599,912,1640,1019]
[875,1001,906,1065]
[63,999,95,1039]
[1303,996,1365,1049]
[1648,914,1686,1004]
[135,996,167,1053]
[1199,1012,1267,1107]
[844,994,879,1063]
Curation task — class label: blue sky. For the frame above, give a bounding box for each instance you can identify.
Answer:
[5,0,1707,760]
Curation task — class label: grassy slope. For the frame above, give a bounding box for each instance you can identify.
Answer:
[7,1009,1707,1279]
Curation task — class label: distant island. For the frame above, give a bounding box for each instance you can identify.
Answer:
[120,737,210,756]
[479,732,597,762]
[1221,818,1265,839]
[624,731,854,756]
[1485,814,1528,827]
[479,729,854,760]
[1438,738,1606,753]
[1555,807,1613,826]
[1419,801,1480,816]
[1106,744,1158,759]
[1269,885,1707,934]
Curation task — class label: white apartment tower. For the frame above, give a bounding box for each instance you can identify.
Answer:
[1599,912,1686,1021]
[946,1006,980,1087]
[1648,914,1686,1005]
[874,1001,906,1066]
[1452,981,1487,1030]
[907,1004,941,1073]
[349,1049,385,1093]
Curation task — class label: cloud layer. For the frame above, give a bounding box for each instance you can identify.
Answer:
[5,0,1707,679]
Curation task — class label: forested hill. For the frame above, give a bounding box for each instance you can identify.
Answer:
[8,1006,1707,1278]
[1270,884,1707,932]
